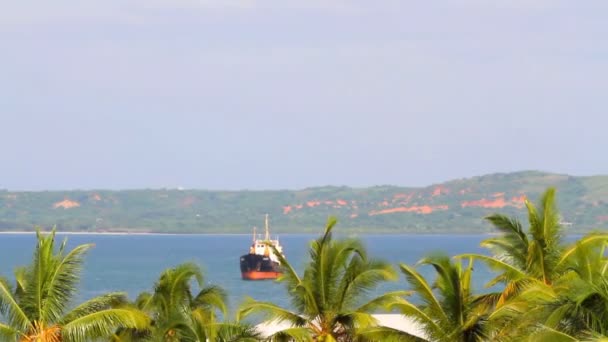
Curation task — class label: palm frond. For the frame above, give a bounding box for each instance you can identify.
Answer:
[237,297,306,327]
[154,320,199,342]
[59,292,130,325]
[211,321,262,342]
[530,325,578,342]
[460,256,474,299]
[61,308,150,342]
[398,263,447,324]
[310,221,348,313]
[389,299,442,339]
[166,263,203,306]
[336,253,395,310]
[320,216,338,246]
[193,285,227,316]
[483,214,529,268]
[149,262,203,320]
[457,253,526,287]
[357,325,427,342]
[418,254,464,328]
[558,233,608,270]
[267,327,313,342]
[0,321,18,341]
[40,243,93,323]
[539,187,561,245]
[333,311,377,333]
[527,188,563,284]
[110,327,151,342]
[580,331,608,341]
[13,266,28,301]
[306,217,340,311]
[134,291,154,311]
[471,292,501,311]
[0,275,32,332]
[272,244,302,298]
[22,228,56,321]
[355,291,412,313]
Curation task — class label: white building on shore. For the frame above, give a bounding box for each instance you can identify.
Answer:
[256,314,426,340]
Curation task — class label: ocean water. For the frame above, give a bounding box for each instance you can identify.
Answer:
[0,233,490,316]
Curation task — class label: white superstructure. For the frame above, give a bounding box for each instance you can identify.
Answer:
[249,214,284,264]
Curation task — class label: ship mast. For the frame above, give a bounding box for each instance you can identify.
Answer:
[265,213,270,241]
[253,226,256,242]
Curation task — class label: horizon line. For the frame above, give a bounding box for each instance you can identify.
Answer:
[2,169,605,192]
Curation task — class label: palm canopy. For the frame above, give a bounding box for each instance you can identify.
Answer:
[482,187,563,285]
[238,217,406,342]
[458,187,608,338]
[0,228,148,342]
[462,188,608,293]
[126,262,259,342]
[510,238,608,340]
[389,254,494,342]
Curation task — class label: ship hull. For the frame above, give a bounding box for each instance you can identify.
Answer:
[240,254,281,280]
[241,270,281,280]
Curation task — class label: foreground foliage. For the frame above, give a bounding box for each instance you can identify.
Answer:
[115,263,260,342]
[459,187,608,340]
[390,255,495,342]
[0,229,148,342]
[238,217,406,341]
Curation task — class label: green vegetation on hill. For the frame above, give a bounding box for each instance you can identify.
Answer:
[0,171,607,233]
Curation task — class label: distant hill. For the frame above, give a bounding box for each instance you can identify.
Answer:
[1,171,607,233]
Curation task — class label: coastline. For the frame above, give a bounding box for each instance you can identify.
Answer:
[0,230,499,236]
[0,231,158,236]
[0,231,260,236]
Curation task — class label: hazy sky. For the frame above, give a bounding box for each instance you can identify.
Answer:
[1,0,607,190]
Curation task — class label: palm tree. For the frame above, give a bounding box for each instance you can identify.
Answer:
[125,262,260,342]
[513,238,608,340]
[238,217,406,342]
[474,187,563,288]
[461,188,608,300]
[459,187,608,338]
[0,228,149,342]
[388,254,495,342]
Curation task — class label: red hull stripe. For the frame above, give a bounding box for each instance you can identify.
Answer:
[241,271,281,280]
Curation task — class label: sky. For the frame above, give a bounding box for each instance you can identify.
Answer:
[1,0,607,190]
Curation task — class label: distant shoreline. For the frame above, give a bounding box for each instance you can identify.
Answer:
[0,231,161,236]
[0,230,503,236]
[1,171,605,235]
[0,231,256,236]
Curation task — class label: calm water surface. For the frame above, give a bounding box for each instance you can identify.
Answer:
[0,234,490,315]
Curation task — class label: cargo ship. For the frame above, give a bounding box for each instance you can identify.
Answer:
[240,214,284,280]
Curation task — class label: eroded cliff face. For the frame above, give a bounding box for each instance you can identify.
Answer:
[47,188,527,217]
[273,171,607,230]
[53,199,81,209]
[279,186,528,219]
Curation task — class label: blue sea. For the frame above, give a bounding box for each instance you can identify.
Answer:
[0,233,491,316]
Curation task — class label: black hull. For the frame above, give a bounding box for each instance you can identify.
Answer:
[240,254,280,273]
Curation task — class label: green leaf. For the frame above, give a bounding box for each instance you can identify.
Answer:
[61,308,150,342]
[0,275,31,333]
